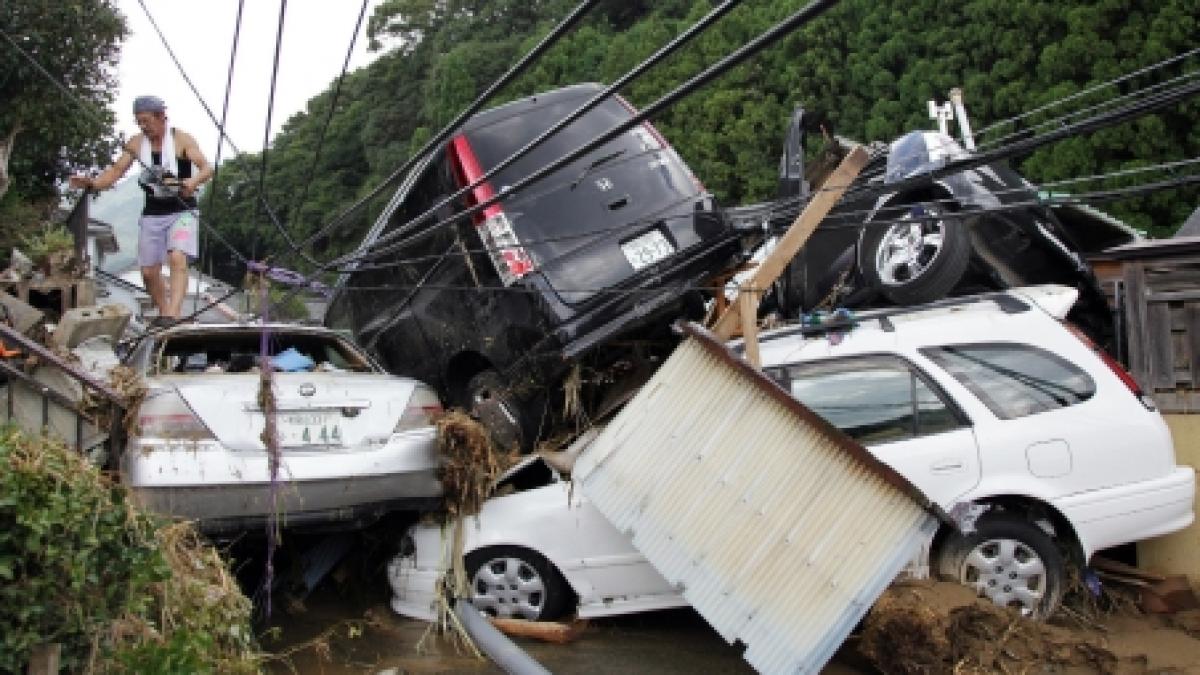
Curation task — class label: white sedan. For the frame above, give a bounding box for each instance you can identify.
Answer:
[122,323,443,534]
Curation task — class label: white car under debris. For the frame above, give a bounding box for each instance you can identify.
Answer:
[388,286,1194,621]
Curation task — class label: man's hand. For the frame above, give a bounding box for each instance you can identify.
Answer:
[180,179,199,199]
[68,175,94,191]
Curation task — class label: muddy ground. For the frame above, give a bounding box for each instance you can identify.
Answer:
[261,579,1200,674]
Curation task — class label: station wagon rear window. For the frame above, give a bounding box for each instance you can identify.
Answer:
[922,344,1095,419]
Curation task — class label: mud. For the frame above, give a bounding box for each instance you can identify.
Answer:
[859,580,1200,674]
[263,574,1200,674]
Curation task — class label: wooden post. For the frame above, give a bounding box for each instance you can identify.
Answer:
[27,643,60,675]
[711,145,870,351]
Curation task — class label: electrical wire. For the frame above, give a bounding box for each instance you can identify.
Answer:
[290,0,606,257]
[136,0,294,255]
[257,0,288,235]
[977,46,1200,137]
[339,0,744,276]
[336,0,841,269]
[269,0,370,269]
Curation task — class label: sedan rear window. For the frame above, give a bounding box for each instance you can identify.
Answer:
[922,344,1094,419]
[152,332,375,375]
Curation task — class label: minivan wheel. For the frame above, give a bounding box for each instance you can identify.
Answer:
[861,202,971,305]
[467,370,526,452]
[934,513,1066,619]
[465,546,571,621]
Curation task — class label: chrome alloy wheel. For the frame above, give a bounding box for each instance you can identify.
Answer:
[958,537,1048,616]
[874,206,947,286]
[470,556,547,620]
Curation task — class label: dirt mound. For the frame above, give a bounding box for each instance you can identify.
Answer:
[859,581,1119,674]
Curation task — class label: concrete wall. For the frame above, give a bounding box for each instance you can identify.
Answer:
[1138,414,1200,579]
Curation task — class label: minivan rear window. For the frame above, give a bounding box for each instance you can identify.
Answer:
[464,97,655,190]
[922,343,1095,419]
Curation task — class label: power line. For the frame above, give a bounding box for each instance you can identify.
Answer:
[977,46,1200,137]
[269,0,370,269]
[341,0,744,275]
[290,0,606,257]
[257,1,288,236]
[333,0,843,270]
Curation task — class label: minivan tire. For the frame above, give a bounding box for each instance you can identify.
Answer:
[861,201,971,305]
[934,512,1066,619]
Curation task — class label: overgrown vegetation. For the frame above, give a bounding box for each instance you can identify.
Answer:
[20,224,75,270]
[0,427,260,672]
[197,0,1198,285]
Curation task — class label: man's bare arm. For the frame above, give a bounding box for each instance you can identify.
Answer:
[69,137,138,192]
[178,131,213,199]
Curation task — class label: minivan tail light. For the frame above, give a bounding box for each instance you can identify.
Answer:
[480,211,535,285]
[1065,323,1156,410]
[448,135,536,286]
[138,390,215,439]
[395,385,443,433]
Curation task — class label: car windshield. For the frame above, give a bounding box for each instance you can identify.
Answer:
[150,330,375,375]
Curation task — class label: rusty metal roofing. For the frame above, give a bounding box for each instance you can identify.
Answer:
[573,322,943,674]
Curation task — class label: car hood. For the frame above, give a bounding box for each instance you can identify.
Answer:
[151,372,420,451]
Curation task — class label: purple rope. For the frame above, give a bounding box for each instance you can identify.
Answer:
[259,277,281,617]
[247,260,330,295]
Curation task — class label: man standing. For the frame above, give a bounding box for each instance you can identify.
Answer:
[70,95,213,321]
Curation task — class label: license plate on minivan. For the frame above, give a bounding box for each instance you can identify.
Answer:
[621,230,675,270]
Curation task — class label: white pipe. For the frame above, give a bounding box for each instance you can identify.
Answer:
[949,88,976,150]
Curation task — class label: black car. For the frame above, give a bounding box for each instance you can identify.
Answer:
[326,84,739,448]
[760,108,1133,347]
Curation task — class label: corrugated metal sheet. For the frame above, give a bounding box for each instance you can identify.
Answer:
[573,323,943,674]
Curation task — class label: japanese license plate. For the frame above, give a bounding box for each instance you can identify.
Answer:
[279,412,343,447]
[621,230,675,270]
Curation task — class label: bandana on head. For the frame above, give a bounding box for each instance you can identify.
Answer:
[133,95,166,114]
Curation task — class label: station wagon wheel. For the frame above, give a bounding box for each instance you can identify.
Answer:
[935,513,1066,619]
[464,546,571,621]
[861,201,971,306]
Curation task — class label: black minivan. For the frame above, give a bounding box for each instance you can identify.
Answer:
[326,84,740,447]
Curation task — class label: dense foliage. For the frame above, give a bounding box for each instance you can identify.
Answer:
[0,1,126,200]
[0,429,258,672]
[16,1,1200,282]
[0,0,127,260]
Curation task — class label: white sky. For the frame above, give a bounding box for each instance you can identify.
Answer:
[111,0,385,167]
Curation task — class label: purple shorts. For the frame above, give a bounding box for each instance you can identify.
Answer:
[138,210,199,267]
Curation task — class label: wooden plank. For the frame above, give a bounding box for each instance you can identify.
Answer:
[27,643,60,675]
[740,292,761,368]
[1123,264,1149,391]
[1186,303,1200,387]
[1147,301,1175,390]
[712,145,869,342]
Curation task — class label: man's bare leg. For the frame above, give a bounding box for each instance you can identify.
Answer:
[141,264,168,317]
[165,250,188,318]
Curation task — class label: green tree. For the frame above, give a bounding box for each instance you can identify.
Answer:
[0,0,127,202]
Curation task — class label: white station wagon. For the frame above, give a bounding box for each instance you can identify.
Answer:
[123,323,443,533]
[388,286,1194,620]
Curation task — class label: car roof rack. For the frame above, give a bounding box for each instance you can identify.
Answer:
[757,291,1030,346]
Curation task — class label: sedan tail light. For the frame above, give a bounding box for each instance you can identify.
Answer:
[1065,323,1156,411]
[138,390,215,439]
[395,384,443,433]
